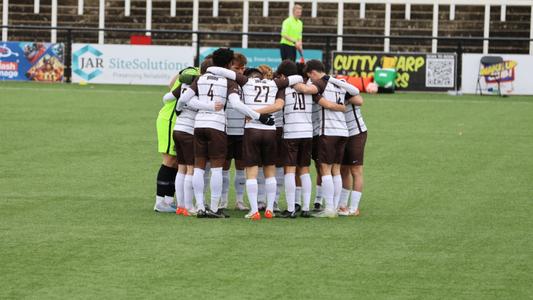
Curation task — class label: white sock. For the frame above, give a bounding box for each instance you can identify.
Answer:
[333,175,342,209]
[275,167,284,202]
[235,169,246,203]
[203,163,210,188]
[349,190,362,212]
[321,175,334,210]
[155,195,164,205]
[192,168,206,211]
[220,170,230,208]
[175,172,185,208]
[265,177,277,212]
[300,173,312,211]
[314,185,322,204]
[210,167,223,212]
[340,188,351,209]
[257,170,266,203]
[284,173,296,212]
[184,174,194,211]
[246,179,258,213]
[295,187,302,206]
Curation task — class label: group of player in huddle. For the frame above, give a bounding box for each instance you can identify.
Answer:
[154,47,368,220]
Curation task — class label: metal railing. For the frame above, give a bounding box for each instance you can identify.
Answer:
[2,24,533,88]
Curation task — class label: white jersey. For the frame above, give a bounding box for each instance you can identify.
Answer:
[242,78,279,131]
[190,73,239,132]
[345,102,367,136]
[173,83,196,135]
[225,86,245,135]
[281,86,313,139]
[315,78,349,137]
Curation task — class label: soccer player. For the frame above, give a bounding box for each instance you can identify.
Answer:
[338,94,367,216]
[167,48,273,218]
[258,64,283,213]
[219,53,249,213]
[299,60,360,217]
[154,69,183,213]
[207,65,303,220]
[172,65,203,216]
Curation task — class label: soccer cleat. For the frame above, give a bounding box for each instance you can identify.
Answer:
[235,201,249,211]
[312,208,338,218]
[280,210,297,219]
[175,207,184,215]
[245,211,261,220]
[337,207,350,216]
[294,203,302,213]
[313,202,322,212]
[264,210,275,219]
[349,209,360,217]
[154,201,177,213]
[273,202,281,213]
[206,209,225,218]
[300,210,311,218]
[216,208,230,218]
[257,201,266,211]
[196,209,208,218]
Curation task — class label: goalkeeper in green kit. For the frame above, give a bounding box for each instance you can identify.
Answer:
[154,67,200,212]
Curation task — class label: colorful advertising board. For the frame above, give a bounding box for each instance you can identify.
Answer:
[0,42,65,82]
[332,51,457,91]
[461,54,533,95]
[200,47,323,69]
[71,44,195,85]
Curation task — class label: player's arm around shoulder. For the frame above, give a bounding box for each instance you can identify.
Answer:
[254,88,286,115]
[313,93,345,112]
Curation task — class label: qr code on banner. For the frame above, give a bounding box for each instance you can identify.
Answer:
[426,55,455,88]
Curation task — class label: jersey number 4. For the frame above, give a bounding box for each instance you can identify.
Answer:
[207,84,215,101]
[292,92,306,110]
[254,86,270,103]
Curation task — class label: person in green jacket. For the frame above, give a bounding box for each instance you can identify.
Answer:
[280,4,303,62]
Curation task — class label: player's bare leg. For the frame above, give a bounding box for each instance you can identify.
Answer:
[349,165,363,216]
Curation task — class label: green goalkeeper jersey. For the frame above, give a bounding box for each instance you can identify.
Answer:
[157,67,199,121]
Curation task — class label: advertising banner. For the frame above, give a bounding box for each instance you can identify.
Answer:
[0,42,65,82]
[461,54,533,95]
[200,47,323,69]
[71,44,195,85]
[332,51,456,91]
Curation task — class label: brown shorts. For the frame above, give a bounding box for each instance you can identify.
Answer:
[283,138,313,167]
[173,130,195,165]
[226,135,243,161]
[342,131,367,166]
[312,135,320,162]
[318,135,347,165]
[243,128,278,167]
[193,127,227,161]
[275,127,284,167]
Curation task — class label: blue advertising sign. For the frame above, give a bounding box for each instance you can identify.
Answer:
[200,47,322,69]
[0,42,65,82]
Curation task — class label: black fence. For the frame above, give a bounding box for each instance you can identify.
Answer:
[2,24,533,88]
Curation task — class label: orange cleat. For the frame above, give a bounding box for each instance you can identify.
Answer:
[245,211,261,221]
[176,207,185,215]
[264,210,274,219]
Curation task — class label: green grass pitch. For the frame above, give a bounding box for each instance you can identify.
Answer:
[1,81,532,299]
